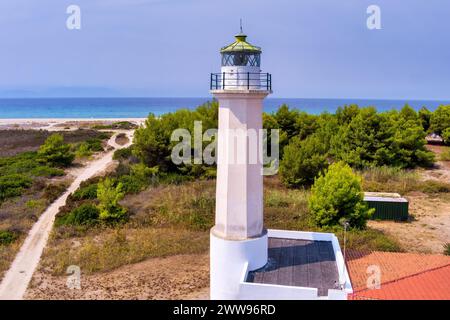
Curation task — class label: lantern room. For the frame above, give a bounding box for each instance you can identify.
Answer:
[220,33,261,68]
[211,30,271,91]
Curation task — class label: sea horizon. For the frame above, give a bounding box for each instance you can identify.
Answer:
[0,97,449,119]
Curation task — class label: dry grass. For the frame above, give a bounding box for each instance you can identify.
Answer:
[0,129,111,157]
[123,179,216,231]
[361,166,450,195]
[440,148,450,161]
[0,178,71,277]
[40,175,402,276]
[0,240,22,279]
[0,129,110,279]
[41,227,208,275]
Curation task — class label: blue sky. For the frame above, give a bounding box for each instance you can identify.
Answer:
[1,0,449,99]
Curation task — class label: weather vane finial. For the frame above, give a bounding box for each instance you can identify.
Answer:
[240,18,243,33]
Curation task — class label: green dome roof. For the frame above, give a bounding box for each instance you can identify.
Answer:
[220,33,261,54]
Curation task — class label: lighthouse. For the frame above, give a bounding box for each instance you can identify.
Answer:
[210,28,353,300]
[209,28,272,299]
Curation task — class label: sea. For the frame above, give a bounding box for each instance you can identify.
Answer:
[0,97,449,119]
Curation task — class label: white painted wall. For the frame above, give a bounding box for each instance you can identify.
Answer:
[210,231,268,300]
[212,91,269,240]
[211,230,353,300]
[221,66,261,89]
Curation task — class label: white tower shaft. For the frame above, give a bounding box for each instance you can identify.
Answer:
[213,92,268,240]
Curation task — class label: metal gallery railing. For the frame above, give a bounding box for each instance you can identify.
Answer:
[210,72,272,91]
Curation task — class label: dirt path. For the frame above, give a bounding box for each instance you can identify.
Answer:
[368,192,450,253]
[368,147,450,254]
[0,131,133,300]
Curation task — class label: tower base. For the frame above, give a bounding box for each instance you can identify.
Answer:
[210,229,268,300]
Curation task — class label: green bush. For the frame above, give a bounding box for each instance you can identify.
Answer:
[72,183,98,200]
[92,121,137,130]
[0,174,32,201]
[133,101,218,176]
[117,175,145,194]
[113,146,133,160]
[280,134,328,187]
[418,106,432,131]
[75,138,103,158]
[38,133,75,167]
[85,138,104,152]
[331,108,433,169]
[429,105,450,135]
[75,142,92,158]
[442,128,450,146]
[58,203,100,226]
[308,162,374,228]
[0,230,17,245]
[97,178,127,222]
[30,165,64,177]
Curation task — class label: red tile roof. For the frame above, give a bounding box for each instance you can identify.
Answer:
[346,250,450,300]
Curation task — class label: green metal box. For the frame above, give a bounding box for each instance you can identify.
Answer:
[364,192,409,221]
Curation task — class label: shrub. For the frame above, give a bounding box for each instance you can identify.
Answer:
[418,106,432,131]
[308,162,374,228]
[58,203,100,226]
[43,182,68,202]
[26,199,46,209]
[133,101,218,175]
[332,108,433,169]
[72,183,98,200]
[75,142,92,158]
[75,138,104,158]
[38,133,75,167]
[116,164,158,193]
[444,243,450,256]
[0,230,17,245]
[92,121,137,130]
[97,178,127,222]
[429,105,450,135]
[30,165,64,177]
[443,128,450,146]
[280,134,328,187]
[86,138,104,152]
[0,174,32,201]
[113,146,133,160]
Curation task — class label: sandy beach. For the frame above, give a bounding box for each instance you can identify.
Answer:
[0,118,146,130]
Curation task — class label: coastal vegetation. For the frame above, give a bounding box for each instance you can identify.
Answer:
[37,133,75,167]
[0,129,112,277]
[43,177,401,275]
[92,121,138,130]
[308,162,374,229]
[429,105,450,135]
[43,102,450,274]
[2,102,450,281]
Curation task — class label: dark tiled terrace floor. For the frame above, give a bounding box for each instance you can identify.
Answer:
[246,238,340,296]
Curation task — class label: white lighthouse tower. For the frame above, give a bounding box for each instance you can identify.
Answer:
[209,28,272,300]
[209,28,353,300]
